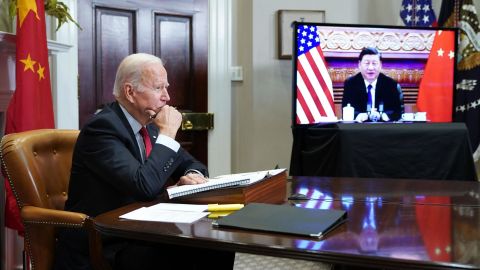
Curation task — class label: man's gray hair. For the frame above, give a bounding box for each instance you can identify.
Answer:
[112,53,163,97]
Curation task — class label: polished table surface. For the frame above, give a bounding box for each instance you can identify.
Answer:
[290,123,477,181]
[290,176,480,206]
[94,177,480,269]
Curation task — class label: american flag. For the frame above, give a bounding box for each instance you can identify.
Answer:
[400,0,437,27]
[439,0,480,160]
[296,24,335,124]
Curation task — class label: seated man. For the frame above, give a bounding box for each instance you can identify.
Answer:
[54,53,234,270]
[342,47,404,122]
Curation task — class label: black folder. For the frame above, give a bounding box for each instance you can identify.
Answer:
[212,203,347,238]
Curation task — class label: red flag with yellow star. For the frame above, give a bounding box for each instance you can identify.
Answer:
[4,0,55,234]
[416,30,456,122]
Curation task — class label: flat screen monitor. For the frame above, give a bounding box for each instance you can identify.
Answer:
[292,22,457,125]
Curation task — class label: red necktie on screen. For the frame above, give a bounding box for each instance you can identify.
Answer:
[140,127,152,158]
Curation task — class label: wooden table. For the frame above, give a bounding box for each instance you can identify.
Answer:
[93,177,480,269]
[290,176,480,206]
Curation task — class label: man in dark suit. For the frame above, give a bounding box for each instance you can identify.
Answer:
[54,53,234,270]
[342,47,404,122]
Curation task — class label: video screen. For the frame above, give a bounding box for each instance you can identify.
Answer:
[293,23,457,125]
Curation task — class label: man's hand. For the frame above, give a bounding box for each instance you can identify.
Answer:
[355,113,369,122]
[167,173,209,189]
[369,109,381,122]
[148,105,182,139]
[178,173,209,185]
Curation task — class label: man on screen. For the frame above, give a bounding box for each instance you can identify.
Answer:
[342,47,404,122]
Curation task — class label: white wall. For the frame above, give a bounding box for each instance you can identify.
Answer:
[230,0,480,173]
[52,0,79,129]
[232,0,361,173]
[208,0,232,176]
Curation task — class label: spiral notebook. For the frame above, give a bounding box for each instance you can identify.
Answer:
[167,175,250,199]
[166,169,285,199]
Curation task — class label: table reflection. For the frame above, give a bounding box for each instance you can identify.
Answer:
[293,195,457,264]
[291,176,480,206]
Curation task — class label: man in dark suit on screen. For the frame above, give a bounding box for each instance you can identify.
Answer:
[54,53,234,270]
[342,47,404,122]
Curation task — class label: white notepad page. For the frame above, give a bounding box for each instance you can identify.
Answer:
[166,168,286,199]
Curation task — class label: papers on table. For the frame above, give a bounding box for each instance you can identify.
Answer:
[119,168,287,223]
[149,203,208,212]
[119,203,247,223]
[120,203,209,223]
[166,175,250,199]
[214,168,286,186]
[166,168,286,199]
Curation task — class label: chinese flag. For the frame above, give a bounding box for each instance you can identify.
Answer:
[416,30,455,122]
[4,0,55,234]
[415,197,452,262]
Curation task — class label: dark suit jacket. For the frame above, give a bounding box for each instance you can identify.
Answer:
[341,73,404,121]
[54,102,207,270]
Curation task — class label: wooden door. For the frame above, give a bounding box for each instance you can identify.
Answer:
[77,0,208,163]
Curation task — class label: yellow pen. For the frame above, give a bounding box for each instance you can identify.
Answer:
[207,204,244,212]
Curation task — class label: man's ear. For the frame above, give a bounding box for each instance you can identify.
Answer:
[124,83,135,103]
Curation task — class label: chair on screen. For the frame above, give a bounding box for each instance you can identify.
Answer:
[0,129,107,270]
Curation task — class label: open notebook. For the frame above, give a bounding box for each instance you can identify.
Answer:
[166,169,285,199]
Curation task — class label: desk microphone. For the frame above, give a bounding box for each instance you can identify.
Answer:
[379,102,384,121]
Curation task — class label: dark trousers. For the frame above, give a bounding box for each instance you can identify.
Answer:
[54,236,234,270]
[113,241,235,270]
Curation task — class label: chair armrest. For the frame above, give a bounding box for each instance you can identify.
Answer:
[21,205,89,228]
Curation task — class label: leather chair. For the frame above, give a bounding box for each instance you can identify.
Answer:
[0,129,94,270]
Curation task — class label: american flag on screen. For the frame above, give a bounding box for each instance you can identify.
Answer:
[296,24,335,124]
[400,0,437,27]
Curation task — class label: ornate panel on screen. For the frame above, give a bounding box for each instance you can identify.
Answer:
[95,7,136,108]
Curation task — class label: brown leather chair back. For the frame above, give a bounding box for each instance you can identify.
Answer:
[1,129,87,270]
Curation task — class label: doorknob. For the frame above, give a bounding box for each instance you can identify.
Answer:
[181,113,214,131]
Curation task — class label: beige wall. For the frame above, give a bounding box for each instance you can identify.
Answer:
[232,0,361,173]
[231,0,480,173]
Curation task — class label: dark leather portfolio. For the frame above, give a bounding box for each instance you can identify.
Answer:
[170,171,287,204]
[212,203,347,238]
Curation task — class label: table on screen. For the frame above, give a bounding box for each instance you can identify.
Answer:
[290,122,477,181]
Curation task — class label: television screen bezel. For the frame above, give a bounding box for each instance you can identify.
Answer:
[291,22,458,127]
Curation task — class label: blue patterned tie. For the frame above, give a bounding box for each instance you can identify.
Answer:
[367,84,373,111]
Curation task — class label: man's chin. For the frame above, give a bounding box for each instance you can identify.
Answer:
[151,105,165,112]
